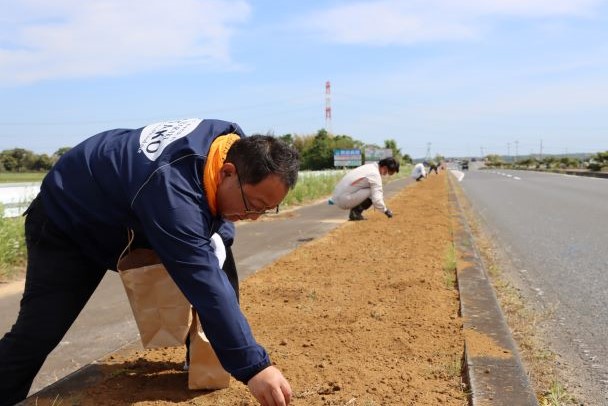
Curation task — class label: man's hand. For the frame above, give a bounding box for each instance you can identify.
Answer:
[384,208,393,218]
[248,365,292,406]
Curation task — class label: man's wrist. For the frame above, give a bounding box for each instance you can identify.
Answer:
[242,360,273,384]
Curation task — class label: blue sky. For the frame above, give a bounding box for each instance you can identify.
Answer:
[1,0,607,159]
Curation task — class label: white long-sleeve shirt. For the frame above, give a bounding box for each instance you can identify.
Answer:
[332,162,387,212]
[411,163,426,179]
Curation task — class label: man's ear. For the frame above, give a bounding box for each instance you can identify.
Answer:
[219,162,237,182]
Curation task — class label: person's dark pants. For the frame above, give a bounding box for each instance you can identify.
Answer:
[349,197,373,220]
[0,197,107,406]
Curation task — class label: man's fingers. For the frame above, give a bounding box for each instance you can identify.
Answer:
[281,382,292,405]
[271,386,287,406]
[252,386,283,406]
[247,365,291,406]
[256,392,272,406]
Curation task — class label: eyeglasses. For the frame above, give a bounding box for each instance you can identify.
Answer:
[235,167,280,215]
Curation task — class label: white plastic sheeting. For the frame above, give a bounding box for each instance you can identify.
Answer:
[0,182,40,217]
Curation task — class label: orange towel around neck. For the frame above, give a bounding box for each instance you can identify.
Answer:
[203,133,240,216]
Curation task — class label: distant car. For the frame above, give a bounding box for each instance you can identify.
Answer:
[460,160,469,170]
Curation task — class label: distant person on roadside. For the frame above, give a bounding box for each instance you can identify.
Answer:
[329,157,399,221]
[428,161,439,175]
[0,118,299,406]
[411,162,426,181]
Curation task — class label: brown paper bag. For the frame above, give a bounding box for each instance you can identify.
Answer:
[188,309,231,390]
[117,248,192,348]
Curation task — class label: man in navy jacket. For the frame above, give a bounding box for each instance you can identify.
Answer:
[0,118,299,406]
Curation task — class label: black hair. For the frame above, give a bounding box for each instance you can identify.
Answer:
[226,135,300,189]
[378,157,400,173]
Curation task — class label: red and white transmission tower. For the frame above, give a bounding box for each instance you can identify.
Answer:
[325,80,332,134]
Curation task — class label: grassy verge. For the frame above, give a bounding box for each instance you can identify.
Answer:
[282,170,347,206]
[443,242,457,288]
[0,206,26,281]
[0,172,46,183]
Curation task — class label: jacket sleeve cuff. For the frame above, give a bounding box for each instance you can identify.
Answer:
[233,358,273,384]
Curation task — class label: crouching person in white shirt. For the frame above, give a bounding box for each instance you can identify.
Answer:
[411,162,427,181]
[329,157,399,221]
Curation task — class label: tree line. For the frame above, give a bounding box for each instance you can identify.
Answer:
[278,129,411,170]
[0,130,412,173]
[0,147,72,172]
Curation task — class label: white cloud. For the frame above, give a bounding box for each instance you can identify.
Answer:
[0,0,251,85]
[454,0,601,17]
[305,3,474,45]
[302,0,602,45]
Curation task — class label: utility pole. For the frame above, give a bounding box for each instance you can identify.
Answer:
[539,139,543,161]
[507,142,511,162]
[325,81,332,134]
[514,140,519,162]
[425,142,432,162]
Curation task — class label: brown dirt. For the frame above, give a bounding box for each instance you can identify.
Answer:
[26,172,469,406]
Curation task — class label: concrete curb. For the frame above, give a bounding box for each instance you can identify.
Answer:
[448,174,539,405]
[16,340,143,405]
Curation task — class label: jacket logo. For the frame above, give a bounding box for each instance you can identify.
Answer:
[138,119,202,161]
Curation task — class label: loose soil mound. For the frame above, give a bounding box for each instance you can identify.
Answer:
[27,172,467,405]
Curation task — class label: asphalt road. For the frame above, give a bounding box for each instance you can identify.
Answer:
[0,176,412,397]
[458,168,608,405]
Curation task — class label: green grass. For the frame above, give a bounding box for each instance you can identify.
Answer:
[540,380,577,405]
[0,205,26,281]
[282,170,348,207]
[0,172,46,183]
[443,242,457,288]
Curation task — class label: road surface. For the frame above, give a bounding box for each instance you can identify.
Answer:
[458,168,608,405]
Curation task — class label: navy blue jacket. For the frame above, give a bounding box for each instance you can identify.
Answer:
[40,118,270,383]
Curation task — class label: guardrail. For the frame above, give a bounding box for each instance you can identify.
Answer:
[0,182,41,218]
